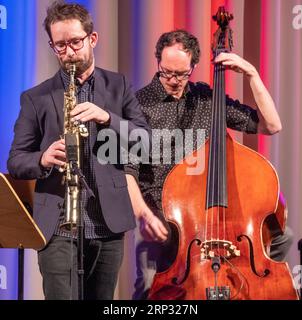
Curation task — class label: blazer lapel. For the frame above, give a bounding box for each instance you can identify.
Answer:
[50,71,65,134]
[93,69,106,111]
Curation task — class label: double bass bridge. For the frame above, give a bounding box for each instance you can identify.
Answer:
[200,239,240,260]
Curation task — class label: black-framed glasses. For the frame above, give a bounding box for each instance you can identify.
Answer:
[48,34,90,54]
[158,64,194,81]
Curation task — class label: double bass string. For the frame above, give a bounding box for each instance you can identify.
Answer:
[206,54,216,253]
[220,60,227,258]
[217,61,222,253]
[210,53,220,256]
[204,59,214,249]
[217,58,223,257]
[205,46,228,259]
[216,55,223,257]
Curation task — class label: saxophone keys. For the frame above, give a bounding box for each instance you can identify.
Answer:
[79,124,89,137]
[58,163,66,173]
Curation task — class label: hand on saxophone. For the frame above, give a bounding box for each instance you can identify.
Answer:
[70,102,110,125]
[40,139,66,168]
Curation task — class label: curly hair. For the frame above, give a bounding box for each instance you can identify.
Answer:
[155,29,200,67]
[43,1,93,40]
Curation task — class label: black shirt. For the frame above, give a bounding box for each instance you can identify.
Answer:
[125,73,259,220]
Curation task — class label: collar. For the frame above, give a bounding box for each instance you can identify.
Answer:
[150,73,192,102]
[60,68,95,90]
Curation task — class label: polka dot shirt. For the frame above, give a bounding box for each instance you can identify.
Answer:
[125,73,259,220]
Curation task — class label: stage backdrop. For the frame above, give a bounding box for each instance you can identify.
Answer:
[0,0,301,299]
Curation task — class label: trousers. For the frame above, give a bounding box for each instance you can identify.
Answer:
[38,234,124,300]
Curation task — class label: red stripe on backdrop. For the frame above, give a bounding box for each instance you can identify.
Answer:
[259,0,271,157]
[174,0,210,83]
[174,0,187,29]
[186,0,212,85]
[195,0,212,85]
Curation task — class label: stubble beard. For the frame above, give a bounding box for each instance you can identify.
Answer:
[61,51,94,76]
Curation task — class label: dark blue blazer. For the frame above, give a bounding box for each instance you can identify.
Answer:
[7,67,150,244]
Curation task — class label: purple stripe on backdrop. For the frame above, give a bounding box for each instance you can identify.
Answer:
[0,0,37,300]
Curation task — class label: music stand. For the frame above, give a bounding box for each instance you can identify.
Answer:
[0,173,46,299]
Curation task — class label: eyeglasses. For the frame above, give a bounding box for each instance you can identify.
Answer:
[158,64,194,81]
[48,34,90,54]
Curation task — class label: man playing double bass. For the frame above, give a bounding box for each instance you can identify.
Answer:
[125,29,294,300]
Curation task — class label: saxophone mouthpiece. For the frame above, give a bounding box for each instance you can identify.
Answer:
[70,63,76,74]
[66,63,76,76]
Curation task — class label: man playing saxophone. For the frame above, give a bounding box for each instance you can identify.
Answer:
[7,1,150,300]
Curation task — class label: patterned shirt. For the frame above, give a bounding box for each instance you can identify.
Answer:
[125,73,259,220]
[54,69,114,238]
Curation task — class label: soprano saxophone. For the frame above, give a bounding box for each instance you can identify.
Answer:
[60,63,88,231]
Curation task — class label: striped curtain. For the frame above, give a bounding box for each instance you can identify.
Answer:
[0,0,301,299]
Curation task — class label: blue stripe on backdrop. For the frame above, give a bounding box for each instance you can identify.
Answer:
[0,0,36,300]
[132,0,143,91]
[66,0,93,12]
[0,0,96,301]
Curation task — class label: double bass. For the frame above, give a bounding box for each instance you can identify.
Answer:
[148,7,298,300]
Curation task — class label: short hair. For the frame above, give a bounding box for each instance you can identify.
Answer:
[43,1,93,40]
[155,29,200,67]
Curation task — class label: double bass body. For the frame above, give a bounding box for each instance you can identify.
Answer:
[149,135,298,300]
